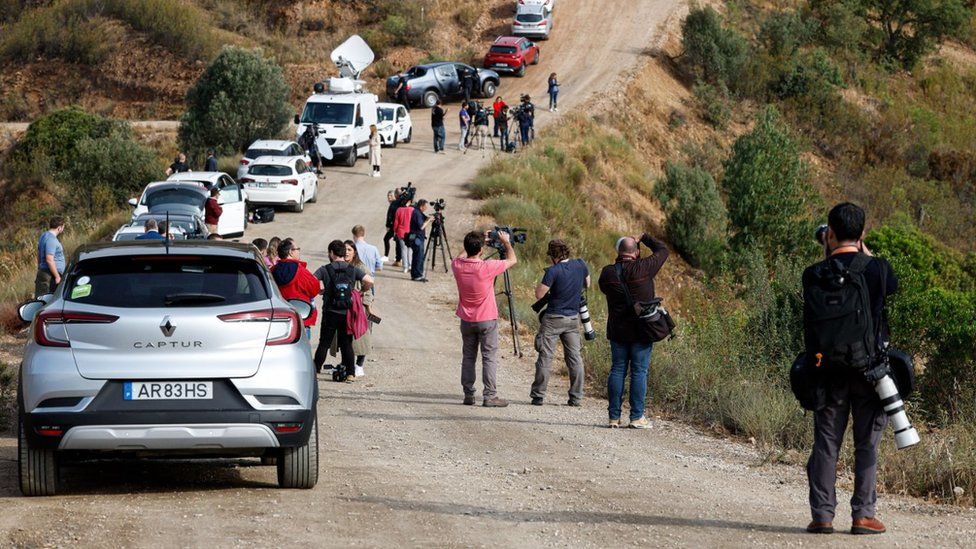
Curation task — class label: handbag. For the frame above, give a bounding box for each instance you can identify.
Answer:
[614,263,675,342]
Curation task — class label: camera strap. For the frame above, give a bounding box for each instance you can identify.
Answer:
[614,262,638,313]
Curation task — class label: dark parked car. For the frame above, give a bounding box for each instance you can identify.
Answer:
[386,62,500,108]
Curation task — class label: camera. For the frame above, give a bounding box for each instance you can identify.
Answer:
[815,224,828,245]
[488,226,526,248]
[399,182,417,203]
[428,198,446,212]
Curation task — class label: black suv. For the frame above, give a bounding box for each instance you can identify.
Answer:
[386,62,500,108]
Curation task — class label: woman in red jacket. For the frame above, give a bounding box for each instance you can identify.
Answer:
[271,239,320,339]
[393,197,415,274]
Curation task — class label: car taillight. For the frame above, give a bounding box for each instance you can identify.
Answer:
[406,83,411,91]
[241,158,250,165]
[273,423,302,433]
[537,21,547,26]
[34,311,119,348]
[282,179,299,186]
[218,309,301,346]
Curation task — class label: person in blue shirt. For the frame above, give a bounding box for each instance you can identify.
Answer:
[35,216,66,297]
[135,219,166,241]
[352,225,383,276]
[530,239,590,406]
[409,200,432,282]
[204,148,218,172]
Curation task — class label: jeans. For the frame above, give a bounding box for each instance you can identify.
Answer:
[398,237,411,270]
[607,341,653,421]
[549,91,558,110]
[459,126,469,151]
[519,124,532,145]
[432,125,445,152]
[410,236,425,280]
[499,126,509,149]
[460,319,499,399]
[34,269,58,298]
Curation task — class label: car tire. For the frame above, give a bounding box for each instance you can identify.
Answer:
[277,412,318,489]
[404,128,412,143]
[18,403,59,496]
[293,193,305,213]
[391,133,398,148]
[517,64,526,78]
[422,90,439,109]
[482,80,497,98]
[344,147,357,167]
[532,51,540,65]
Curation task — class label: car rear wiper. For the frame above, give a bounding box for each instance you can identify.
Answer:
[164,293,227,307]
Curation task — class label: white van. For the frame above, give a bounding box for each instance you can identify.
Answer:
[294,35,378,168]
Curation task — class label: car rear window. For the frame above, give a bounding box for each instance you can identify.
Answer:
[517,13,543,22]
[145,189,205,211]
[65,256,269,308]
[247,165,293,177]
[490,46,517,54]
[244,148,285,159]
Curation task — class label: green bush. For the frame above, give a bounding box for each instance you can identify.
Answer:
[63,135,163,215]
[680,6,749,92]
[722,107,817,257]
[758,10,814,57]
[380,1,434,49]
[178,46,292,156]
[7,106,123,177]
[692,82,732,128]
[773,48,844,100]
[0,10,120,64]
[654,162,728,272]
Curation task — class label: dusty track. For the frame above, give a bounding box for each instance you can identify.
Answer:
[0,1,975,547]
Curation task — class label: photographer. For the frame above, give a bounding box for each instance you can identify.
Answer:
[598,232,669,429]
[383,189,401,265]
[451,230,518,407]
[473,103,490,150]
[530,240,590,407]
[517,95,535,146]
[408,199,433,282]
[802,202,898,536]
[393,195,415,274]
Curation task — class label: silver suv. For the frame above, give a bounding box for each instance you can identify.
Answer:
[17,241,319,496]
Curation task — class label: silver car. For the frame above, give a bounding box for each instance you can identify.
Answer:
[17,241,319,496]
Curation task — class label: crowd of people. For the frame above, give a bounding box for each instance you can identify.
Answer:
[428,86,546,155]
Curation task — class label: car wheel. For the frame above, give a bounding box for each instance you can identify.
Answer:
[517,64,526,78]
[308,181,318,203]
[344,147,357,167]
[293,193,305,213]
[422,90,439,109]
[532,51,540,65]
[18,400,59,496]
[404,128,412,143]
[482,80,497,98]
[277,411,318,489]
[391,133,398,148]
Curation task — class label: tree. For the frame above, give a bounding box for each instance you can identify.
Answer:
[654,162,728,272]
[178,46,292,156]
[680,6,749,92]
[64,135,163,214]
[722,107,816,256]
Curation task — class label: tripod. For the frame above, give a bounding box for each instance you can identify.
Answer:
[486,250,522,357]
[425,211,453,273]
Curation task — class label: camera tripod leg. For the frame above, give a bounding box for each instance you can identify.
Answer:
[501,270,522,357]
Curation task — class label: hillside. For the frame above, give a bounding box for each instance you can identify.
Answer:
[0,0,515,121]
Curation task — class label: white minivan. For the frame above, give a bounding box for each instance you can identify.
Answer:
[295,78,378,168]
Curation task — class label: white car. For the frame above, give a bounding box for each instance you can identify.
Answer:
[128,172,248,237]
[240,156,318,213]
[376,103,413,147]
[513,4,553,39]
[517,0,554,11]
[238,140,311,180]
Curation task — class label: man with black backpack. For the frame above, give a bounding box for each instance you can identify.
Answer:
[314,240,374,381]
[802,202,898,536]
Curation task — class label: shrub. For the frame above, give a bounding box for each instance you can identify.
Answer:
[7,106,122,177]
[722,107,817,257]
[692,82,732,128]
[654,162,728,272]
[63,135,163,215]
[178,46,292,155]
[0,10,120,64]
[680,6,749,92]
[758,10,814,57]
[380,1,434,49]
[772,48,844,100]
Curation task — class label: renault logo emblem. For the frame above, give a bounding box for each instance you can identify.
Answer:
[160,316,176,337]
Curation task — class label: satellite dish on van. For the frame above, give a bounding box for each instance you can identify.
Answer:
[331,35,375,79]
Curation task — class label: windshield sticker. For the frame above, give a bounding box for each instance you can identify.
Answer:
[77,276,91,285]
[71,284,92,299]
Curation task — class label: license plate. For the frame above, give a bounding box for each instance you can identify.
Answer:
[257,182,276,188]
[495,63,508,67]
[124,381,213,400]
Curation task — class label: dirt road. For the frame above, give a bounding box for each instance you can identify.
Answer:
[1,1,975,547]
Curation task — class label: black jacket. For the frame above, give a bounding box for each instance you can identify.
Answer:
[598,234,669,343]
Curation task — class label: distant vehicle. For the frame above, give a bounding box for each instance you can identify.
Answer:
[238,140,311,180]
[513,4,553,40]
[483,36,540,77]
[16,241,318,496]
[128,178,247,238]
[376,102,413,147]
[295,35,378,168]
[240,156,319,213]
[112,211,209,241]
[517,0,555,11]
[385,63,500,108]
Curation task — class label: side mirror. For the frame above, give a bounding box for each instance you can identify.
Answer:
[356,116,364,127]
[128,198,138,207]
[18,300,46,323]
[288,299,313,320]
[293,114,300,125]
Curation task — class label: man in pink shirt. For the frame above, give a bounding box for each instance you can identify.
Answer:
[451,230,518,407]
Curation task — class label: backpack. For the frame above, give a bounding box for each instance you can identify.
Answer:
[790,352,827,411]
[326,263,355,310]
[803,253,878,370]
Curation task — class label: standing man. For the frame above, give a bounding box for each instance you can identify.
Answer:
[166,152,190,176]
[803,202,897,536]
[35,216,65,297]
[530,240,589,407]
[458,102,471,153]
[204,148,218,172]
[352,225,383,276]
[204,187,222,235]
[314,240,374,380]
[517,95,535,146]
[135,218,165,240]
[383,189,402,265]
[409,199,433,282]
[271,239,321,339]
[474,104,490,150]
[451,230,518,407]
[394,73,411,112]
[461,69,475,103]
[431,100,447,154]
[598,232,669,429]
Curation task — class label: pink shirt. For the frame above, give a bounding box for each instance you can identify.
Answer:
[452,256,508,322]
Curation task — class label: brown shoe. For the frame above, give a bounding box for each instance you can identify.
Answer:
[463,395,476,405]
[851,517,885,535]
[806,521,834,534]
[483,397,509,408]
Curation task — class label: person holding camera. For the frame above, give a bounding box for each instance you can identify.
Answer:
[383,189,401,264]
[474,103,491,150]
[314,240,374,380]
[802,202,898,536]
[530,240,590,407]
[408,199,433,282]
[598,232,669,429]
[517,95,535,146]
[452,231,518,407]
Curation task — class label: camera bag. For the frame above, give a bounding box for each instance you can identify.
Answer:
[790,352,827,411]
[252,207,275,224]
[614,263,675,342]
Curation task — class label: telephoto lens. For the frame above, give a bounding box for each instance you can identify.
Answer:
[579,293,596,341]
[874,373,920,449]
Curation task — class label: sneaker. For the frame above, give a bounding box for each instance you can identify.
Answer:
[381,256,389,263]
[806,521,834,534]
[608,419,620,428]
[392,261,401,268]
[531,397,544,406]
[345,375,357,383]
[403,267,409,273]
[567,399,581,407]
[354,365,365,377]
[376,171,381,177]
[851,517,885,535]
[463,395,476,406]
[629,416,652,429]
[411,277,428,283]
[483,397,509,408]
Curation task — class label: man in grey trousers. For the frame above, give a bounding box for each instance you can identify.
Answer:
[451,230,517,407]
[530,240,589,406]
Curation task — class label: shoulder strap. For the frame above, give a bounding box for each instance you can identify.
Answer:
[614,263,636,310]
[847,252,871,274]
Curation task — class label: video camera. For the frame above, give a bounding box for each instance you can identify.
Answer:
[487,226,527,258]
[428,198,446,212]
[399,182,417,204]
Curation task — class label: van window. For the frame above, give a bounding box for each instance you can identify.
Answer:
[300,103,355,125]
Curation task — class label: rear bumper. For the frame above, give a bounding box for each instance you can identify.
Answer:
[58,423,279,450]
[513,29,549,38]
[242,187,301,206]
[485,62,521,73]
